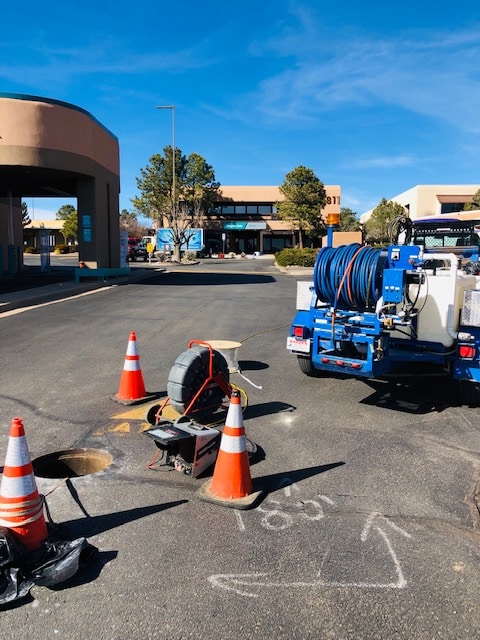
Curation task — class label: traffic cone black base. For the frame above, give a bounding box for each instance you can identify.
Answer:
[196,390,265,509]
[110,391,158,406]
[196,478,265,510]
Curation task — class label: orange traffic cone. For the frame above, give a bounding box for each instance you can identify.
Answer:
[0,418,48,551]
[111,332,154,405]
[197,390,264,509]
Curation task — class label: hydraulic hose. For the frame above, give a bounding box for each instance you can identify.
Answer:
[313,243,385,310]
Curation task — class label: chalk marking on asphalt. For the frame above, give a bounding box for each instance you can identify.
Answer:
[234,510,246,531]
[361,512,412,541]
[283,481,300,497]
[214,507,412,596]
[318,494,335,505]
[234,490,336,532]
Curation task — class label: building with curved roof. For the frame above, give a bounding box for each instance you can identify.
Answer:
[0,93,120,275]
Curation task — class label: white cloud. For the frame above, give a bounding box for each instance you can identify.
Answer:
[344,155,416,170]
[239,20,480,135]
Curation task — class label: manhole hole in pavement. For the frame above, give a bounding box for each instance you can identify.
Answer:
[32,448,113,479]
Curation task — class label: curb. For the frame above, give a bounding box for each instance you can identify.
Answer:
[274,263,314,277]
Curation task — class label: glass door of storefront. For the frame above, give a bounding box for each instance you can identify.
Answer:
[231,232,259,254]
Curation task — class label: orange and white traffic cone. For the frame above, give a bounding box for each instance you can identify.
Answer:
[0,418,48,551]
[111,331,154,405]
[197,390,264,509]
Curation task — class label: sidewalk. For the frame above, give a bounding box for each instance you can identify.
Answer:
[0,267,161,314]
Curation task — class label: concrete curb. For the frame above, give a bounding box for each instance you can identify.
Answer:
[274,263,314,277]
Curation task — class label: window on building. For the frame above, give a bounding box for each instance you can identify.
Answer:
[213,203,275,216]
[441,202,467,214]
[263,235,294,252]
[258,205,273,214]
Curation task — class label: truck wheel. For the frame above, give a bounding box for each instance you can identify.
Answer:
[297,355,322,377]
[167,346,229,417]
[458,380,480,407]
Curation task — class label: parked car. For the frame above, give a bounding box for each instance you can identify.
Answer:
[127,241,148,262]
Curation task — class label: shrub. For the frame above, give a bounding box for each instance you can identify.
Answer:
[275,247,318,267]
[54,244,70,254]
[24,245,37,254]
[182,251,197,263]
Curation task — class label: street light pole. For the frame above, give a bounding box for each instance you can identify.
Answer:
[156,105,175,215]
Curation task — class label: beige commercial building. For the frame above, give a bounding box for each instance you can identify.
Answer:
[360,184,480,223]
[0,92,120,276]
[206,184,341,253]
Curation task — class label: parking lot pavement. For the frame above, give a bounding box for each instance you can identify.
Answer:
[0,254,305,314]
[2,256,480,638]
[0,265,162,313]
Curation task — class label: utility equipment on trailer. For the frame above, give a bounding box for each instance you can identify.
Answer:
[287,216,480,406]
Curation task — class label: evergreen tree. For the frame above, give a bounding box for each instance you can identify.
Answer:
[339,207,361,232]
[21,202,31,228]
[363,198,407,244]
[276,166,327,248]
[464,189,480,211]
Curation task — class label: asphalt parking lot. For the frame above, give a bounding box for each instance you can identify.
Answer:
[1,256,480,639]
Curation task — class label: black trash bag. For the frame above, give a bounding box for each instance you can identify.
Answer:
[0,527,27,568]
[0,567,34,605]
[25,537,97,587]
[0,531,97,606]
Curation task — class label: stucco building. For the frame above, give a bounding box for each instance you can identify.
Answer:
[0,92,121,276]
[205,184,342,254]
[360,184,480,224]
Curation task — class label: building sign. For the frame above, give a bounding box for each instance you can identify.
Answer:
[157,228,204,251]
[82,214,92,242]
[223,221,267,230]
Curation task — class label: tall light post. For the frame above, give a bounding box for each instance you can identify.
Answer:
[156,105,175,215]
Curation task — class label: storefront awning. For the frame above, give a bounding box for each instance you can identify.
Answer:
[223,221,267,230]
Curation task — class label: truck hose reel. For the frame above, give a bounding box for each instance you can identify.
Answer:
[314,243,386,310]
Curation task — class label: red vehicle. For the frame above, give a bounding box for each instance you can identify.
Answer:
[127,237,148,262]
[126,237,138,262]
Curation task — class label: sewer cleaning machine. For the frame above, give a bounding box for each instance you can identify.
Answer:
[286,218,480,406]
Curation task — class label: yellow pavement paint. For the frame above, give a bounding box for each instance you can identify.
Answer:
[111,422,131,433]
[161,404,181,420]
[111,405,150,420]
[92,400,181,438]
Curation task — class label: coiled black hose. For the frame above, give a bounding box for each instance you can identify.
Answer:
[313,243,385,310]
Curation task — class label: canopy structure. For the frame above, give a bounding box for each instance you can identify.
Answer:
[0,93,121,274]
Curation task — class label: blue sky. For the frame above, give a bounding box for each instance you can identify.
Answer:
[2,1,480,220]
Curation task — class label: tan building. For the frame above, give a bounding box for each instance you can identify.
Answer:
[206,184,341,254]
[23,220,66,251]
[360,184,480,224]
[0,92,120,275]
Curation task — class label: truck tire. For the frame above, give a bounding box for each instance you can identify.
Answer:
[297,355,323,377]
[458,380,480,407]
[167,346,229,416]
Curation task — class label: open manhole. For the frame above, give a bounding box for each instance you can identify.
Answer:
[32,448,113,479]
